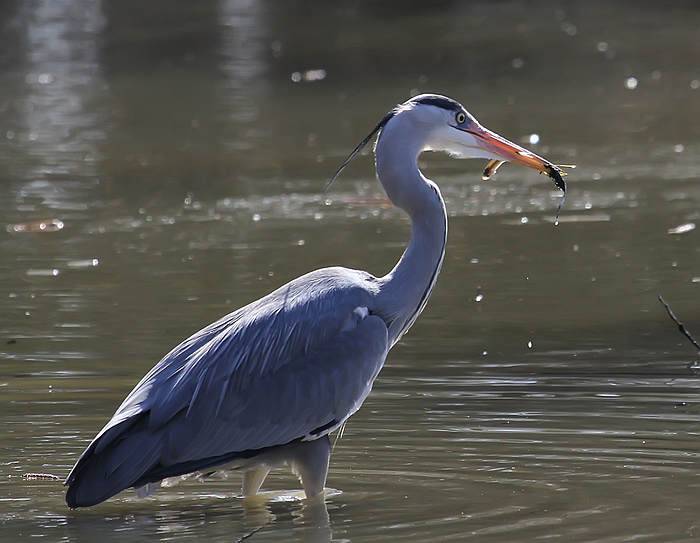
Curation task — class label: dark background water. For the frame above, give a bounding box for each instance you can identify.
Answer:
[0,1,698,541]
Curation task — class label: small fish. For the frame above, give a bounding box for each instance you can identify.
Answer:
[482,160,573,224]
[481,159,506,181]
[544,163,567,192]
[543,164,574,224]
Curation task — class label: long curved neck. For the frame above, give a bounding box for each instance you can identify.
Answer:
[375,138,448,347]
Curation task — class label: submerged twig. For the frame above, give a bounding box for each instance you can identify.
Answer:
[235,519,272,543]
[657,294,700,352]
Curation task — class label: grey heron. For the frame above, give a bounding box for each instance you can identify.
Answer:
[65,94,565,508]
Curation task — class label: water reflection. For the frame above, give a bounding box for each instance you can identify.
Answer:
[6,0,106,209]
[1,1,699,542]
[218,0,267,125]
[55,494,335,543]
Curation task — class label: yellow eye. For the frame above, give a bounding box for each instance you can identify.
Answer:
[456,112,467,124]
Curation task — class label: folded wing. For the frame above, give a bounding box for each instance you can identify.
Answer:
[65,268,388,508]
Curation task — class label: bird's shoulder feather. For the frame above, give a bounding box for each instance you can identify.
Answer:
[92,267,382,444]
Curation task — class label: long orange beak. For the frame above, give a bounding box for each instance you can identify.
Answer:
[459,125,567,192]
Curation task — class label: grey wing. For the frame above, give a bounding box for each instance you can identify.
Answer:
[65,270,388,506]
[85,270,379,448]
[164,311,389,464]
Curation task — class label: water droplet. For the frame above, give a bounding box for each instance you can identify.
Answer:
[303,69,326,82]
[625,77,638,90]
[561,22,577,35]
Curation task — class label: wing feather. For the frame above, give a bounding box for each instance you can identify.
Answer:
[112,268,375,430]
[66,267,386,501]
[169,312,388,462]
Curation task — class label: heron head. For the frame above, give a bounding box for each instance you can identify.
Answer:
[328,94,567,196]
[400,94,567,191]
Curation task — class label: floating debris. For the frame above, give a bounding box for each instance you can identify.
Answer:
[7,219,64,233]
[26,269,59,277]
[291,69,326,83]
[67,259,99,269]
[667,222,695,235]
[22,472,61,481]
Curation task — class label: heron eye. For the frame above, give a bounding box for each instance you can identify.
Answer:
[455,112,467,124]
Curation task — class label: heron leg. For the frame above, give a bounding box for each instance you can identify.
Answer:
[135,480,161,498]
[290,435,331,498]
[242,467,271,496]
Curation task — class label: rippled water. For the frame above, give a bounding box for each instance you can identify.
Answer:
[1,1,699,542]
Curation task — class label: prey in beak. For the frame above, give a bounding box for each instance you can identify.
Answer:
[328,95,573,222]
[457,122,572,222]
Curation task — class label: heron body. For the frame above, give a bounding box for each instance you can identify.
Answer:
[65,94,564,508]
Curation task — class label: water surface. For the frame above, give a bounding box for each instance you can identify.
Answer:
[0,1,698,541]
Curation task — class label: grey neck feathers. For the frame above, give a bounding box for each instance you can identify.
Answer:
[375,136,448,346]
